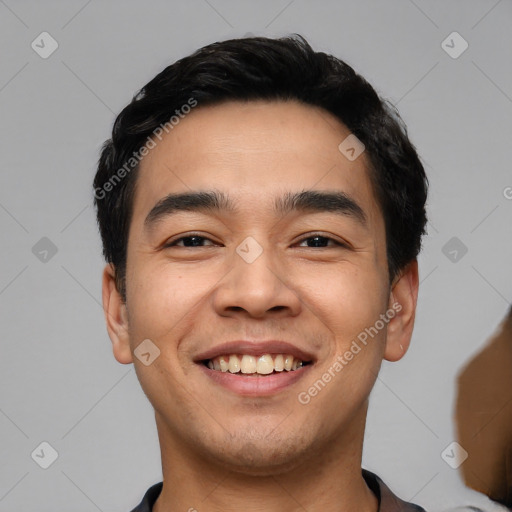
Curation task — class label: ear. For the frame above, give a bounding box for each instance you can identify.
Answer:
[384,260,419,362]
[102,264,133,364]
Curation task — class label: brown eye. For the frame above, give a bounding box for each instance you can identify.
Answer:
[165,234,217,248]
[297,235,345,248]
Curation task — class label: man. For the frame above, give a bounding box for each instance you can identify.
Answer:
[93,34,428,511]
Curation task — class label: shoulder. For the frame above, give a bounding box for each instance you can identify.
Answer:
[129,481,163,512]
[441,507,511,512]
[363,469,427,511]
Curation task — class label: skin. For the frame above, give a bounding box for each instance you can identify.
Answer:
[102,100,419,511]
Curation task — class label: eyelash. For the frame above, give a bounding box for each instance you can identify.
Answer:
[164,232,347,249]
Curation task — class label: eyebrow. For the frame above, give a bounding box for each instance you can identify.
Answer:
[144,189,367,230]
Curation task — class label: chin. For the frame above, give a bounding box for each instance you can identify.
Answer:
[200,430,316,476]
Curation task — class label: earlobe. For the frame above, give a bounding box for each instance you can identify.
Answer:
[102,264,133,364]
[384,260,419,362]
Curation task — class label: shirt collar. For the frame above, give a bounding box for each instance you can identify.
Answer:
[130,469,426,512]
[362,469,427,511]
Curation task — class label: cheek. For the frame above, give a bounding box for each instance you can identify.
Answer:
[126,260,220,340]
[298,263,388,341]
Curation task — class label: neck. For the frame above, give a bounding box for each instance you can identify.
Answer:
[152,405,378,512]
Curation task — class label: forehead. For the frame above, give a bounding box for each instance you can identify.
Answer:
[131,100,381,226]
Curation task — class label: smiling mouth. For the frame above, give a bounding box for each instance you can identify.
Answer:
[202,354,313,376]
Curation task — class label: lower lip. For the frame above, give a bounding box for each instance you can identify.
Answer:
[198,364,312,396]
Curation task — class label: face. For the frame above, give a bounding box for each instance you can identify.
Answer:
[103,100,418,474]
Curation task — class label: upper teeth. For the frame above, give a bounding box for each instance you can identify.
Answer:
[207,354,304,374]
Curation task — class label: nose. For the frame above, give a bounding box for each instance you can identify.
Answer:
[212,239,302,320]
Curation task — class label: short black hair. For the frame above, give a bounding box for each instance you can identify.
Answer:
[93,34,428,300]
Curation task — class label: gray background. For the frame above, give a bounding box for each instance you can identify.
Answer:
[1,1,511,511]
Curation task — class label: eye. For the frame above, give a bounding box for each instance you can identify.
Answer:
[164,233,218,248]
[296,234,346,248]
[163,233,346,249]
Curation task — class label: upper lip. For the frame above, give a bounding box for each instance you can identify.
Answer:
[194,340,316,363]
